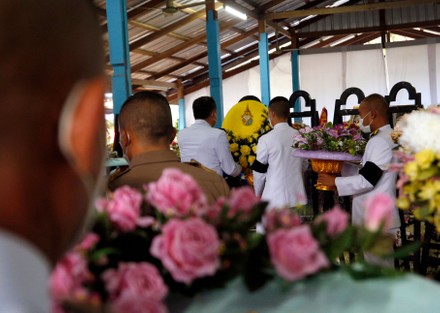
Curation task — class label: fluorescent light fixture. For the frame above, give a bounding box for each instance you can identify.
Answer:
[224,5,247,20]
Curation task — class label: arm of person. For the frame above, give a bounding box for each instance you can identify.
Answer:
[335,137,391,196]
[252,139,269,197]
[216,132,242,177]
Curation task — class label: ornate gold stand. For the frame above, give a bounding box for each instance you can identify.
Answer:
[311,159,343,191]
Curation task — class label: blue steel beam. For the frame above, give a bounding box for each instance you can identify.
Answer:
[291,50,302,123]
[206,9,224,127]
[259,31,271,106]
[106,0,132,114]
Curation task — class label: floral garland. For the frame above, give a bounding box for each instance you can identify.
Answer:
[224,113,271,175]
[50,168,404,313]
[393,106,440,232]
[293,122,367,156]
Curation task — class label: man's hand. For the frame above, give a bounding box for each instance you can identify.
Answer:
[317,173,336,187]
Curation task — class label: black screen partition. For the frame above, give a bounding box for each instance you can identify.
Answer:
[289,90,319,127]
[385,81,423,127]
[333,87,365,125]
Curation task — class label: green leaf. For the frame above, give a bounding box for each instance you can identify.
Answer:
[90,248,120,262]
[388,241,421,260]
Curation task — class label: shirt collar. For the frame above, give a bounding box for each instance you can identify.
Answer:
[194,119,211,127]
[130,150,179,167]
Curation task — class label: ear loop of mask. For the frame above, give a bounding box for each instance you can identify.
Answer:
[57,81,107,240]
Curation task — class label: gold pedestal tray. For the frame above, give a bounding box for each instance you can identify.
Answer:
[311,159,344,191]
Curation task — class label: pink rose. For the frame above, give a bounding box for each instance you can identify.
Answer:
[113,295,168,313]
[364,193,394,232]
[76,232,99,252]
[268,226,329,281]
[314,205,349,237]
[264,208,302,233]
[145,168,208,217]
[227,187,260,219]
[96,186,143,231]
[206,196,227,223]
[49,252,89,300]
[102,262,168,303]
[150,218,220,284]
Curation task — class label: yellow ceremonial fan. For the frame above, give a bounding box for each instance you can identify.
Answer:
[222,100,269,138]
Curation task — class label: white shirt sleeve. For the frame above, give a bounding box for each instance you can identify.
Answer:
[253,138,268,196]
[336,136,391,196]
[215,131,242,177]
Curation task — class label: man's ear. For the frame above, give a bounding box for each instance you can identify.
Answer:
[59,77,107,180]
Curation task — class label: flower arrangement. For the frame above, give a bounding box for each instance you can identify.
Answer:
[50,168,403,313]
[393,106,440,232]
[293,122,367,156]
[225,114,271,174]
[222,100,272,175]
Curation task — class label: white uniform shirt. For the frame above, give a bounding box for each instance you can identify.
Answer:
[336,125,400,230]
[253,123,307,210]
[178,119,241,176]
[0,229,51,313]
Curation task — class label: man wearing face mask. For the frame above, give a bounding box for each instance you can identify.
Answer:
[108,91,230,203]
[317,93,400,267]
[252,96,307,213]
[0,1,107,312]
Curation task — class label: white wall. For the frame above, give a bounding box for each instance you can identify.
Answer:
[182,40,440,127]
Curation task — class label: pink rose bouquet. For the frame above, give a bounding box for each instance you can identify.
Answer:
[50,169,408,313]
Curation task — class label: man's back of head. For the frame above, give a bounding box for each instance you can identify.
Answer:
[268,96,290,125]
[0,0,106,265]
[193,96,217,119]
[118,91,175,160]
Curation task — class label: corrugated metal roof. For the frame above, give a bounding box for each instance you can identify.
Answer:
[98,0,440,97]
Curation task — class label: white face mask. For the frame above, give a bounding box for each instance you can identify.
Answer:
[58,81,106,239]
[358,111,372,133]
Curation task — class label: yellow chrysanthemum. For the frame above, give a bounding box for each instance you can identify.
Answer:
[265,125,271,131]
[240,145,251,156]
[252,133,259,139]
[252,145,257,154]
[418,180,440,201]
[415,149,435,169]
[234,152,239,157]
[396,196,410,210]
[239,155,249,168]
[403,161,419,181]
[230,143,239,153]
[248,155,256,165]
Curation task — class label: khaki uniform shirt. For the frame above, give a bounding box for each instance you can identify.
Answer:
[108,150,230,204]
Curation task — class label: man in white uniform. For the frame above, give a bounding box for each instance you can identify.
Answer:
[178,96,241,177]
[318,93,400,266]
[252,96,307,210]
[0,1,106,312]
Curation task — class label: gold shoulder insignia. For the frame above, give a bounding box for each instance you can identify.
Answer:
[370,129,379,138]
[108,166,129,182]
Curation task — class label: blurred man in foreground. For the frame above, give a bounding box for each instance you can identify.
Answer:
[0,1,107,311]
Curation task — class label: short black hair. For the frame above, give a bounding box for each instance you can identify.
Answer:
[362,93,389,117]
[269,96,290,119]
[119,91,174,143]
[239,95,261,103]
[193,96,217,119]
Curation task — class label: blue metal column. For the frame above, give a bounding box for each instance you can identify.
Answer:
[178,99,186,130]
[259,22,271,106]
[291,49,302,122]
[206,9,224,127]
[106,0,132,115]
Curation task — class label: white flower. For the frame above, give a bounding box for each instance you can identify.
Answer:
[399,110,440,153]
